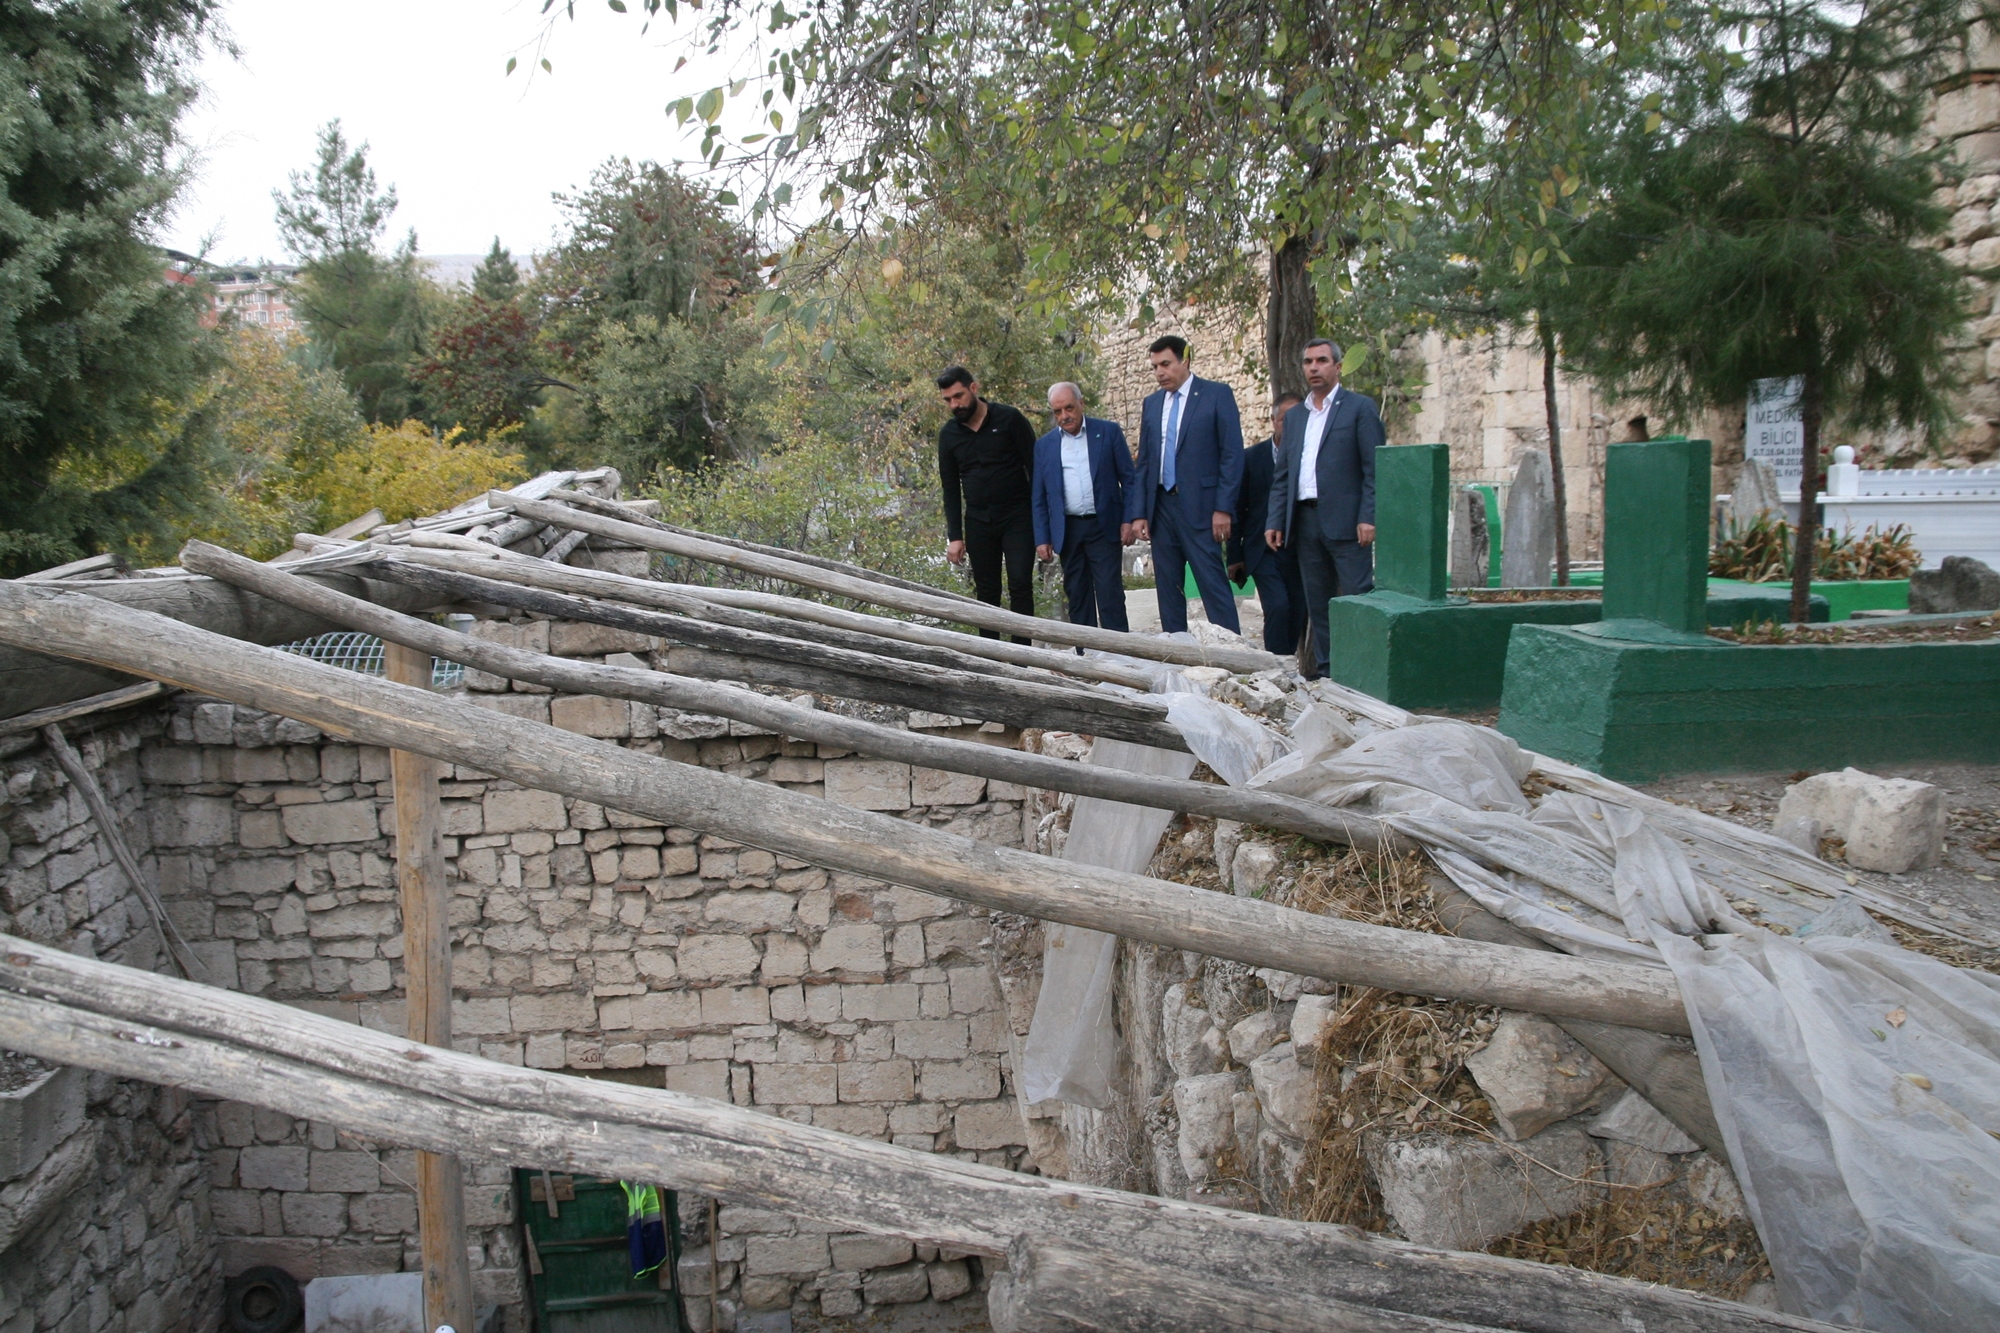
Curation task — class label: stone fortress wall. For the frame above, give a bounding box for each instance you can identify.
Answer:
[1,605,1051,1332]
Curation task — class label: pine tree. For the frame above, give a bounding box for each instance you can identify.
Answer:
[0,0,224,575]
[472,238,522,305]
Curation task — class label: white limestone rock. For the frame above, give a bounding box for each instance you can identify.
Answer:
[1368,1123,1603,1251]
[1248,1042,1317,1140]
[1162,984,1226,1079]
[1684,1151,1750,1220]
[1846,778,1945,873]
[1465,1013,1609,1141]
[1227,1010,1284,1065]
[1175,1071,1246,1181]
[1231,843,1282,899]
[1587,1087,1700,1155]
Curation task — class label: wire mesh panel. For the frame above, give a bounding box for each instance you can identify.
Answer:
[275,631,465,689]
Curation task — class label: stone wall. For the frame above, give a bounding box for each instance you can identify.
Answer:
[20,622,1036,1331]
[0,720,219,1333]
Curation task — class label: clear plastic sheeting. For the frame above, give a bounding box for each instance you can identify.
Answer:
[1019,738,1197,1107]
[1162,688,2000,1329]
[1164,693,1292,786]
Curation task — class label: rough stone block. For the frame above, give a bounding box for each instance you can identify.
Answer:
[825,760,912,811]
[919,1058,1000,1102]
[151,796,234,847]
[482,789,566,833]
[1465,1013,1608,1140]
[704,891,794,931]
[551,694,631,738]
[665,1062,731,1101]
[550,620,655,657]
[238,1144,309,1191]
[812,923,885,975]
[509,992,597,1032]
[745,1233,830,1277]
[892,1020,967,1061]
[1175,1071,1245,1179]
[1846,778,1946,873]
[1586,1088,1699,1155]
[1229,843,1281,898]
[308,1151,380,1194]
[1910,555,2000,613]
[862,1261,930,1305]
[1684,1151,1749,1220]
[830,1235,913,1272]
[306,903,398,940]
[1162,984,1225,1079]
[1227,1011,1283,1065]
[280,800,380,846]
[1248,1043,1316,1140]
[912,767,986,806]
[700,986,771,1027]
[1368,1124,1603,1251]
[349,1192,417,1235]
[1291,994,1339,1058]
[953,1100,1028,1150]
[838,1060,915,1103]
[927,1258,973,1301]
[679,933,762,981]
[754,1063,839,1106]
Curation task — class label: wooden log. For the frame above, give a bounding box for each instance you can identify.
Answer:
[1430,877,1724,1156]
[549,486,990,609]
[0,681,172,735]
[383,643,475,1332]
[360,556,1191,751]
[0,581,1693,1035]
[385,544,1100,692]
[392,542,1158,690]
[0,569,441,718]
[178,542,1394,852]
[492,492,1280,673]
[0,935,1831,1333]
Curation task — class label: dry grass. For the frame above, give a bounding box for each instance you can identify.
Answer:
[1489,1186,1772,1300]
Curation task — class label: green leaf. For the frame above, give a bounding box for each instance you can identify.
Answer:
[820,337,838,361]
[608,0,627,10]
[505,56,517,75]
[716,190,739,205]
[696,87,724,123]
[540,57,553,73]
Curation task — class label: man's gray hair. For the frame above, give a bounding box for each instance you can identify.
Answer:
[1046,381,1084,406]
[1304,336,1342,362]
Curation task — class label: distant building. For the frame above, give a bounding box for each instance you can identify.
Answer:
[202,264,300,333]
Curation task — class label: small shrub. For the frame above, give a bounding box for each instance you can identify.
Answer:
[1710,515,1919,582]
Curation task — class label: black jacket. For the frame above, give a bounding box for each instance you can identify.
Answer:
[939,401,1037,540]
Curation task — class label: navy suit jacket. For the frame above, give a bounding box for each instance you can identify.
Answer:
[1133,375,1244,528]
[1227,439,1281,567]
[1267,387,1383,544]
[1031,418,1138,550]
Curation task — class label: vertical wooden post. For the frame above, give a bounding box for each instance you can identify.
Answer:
[386,642,476,1332]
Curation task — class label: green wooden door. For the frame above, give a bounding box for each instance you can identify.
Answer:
[518,1171,685,1333]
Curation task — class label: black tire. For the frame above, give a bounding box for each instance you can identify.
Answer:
[223,1266,303,1333]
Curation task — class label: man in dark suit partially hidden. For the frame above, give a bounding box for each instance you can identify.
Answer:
[1265,338,1381,678]
[1131,335,1244,634]
[1228,393,1308,656]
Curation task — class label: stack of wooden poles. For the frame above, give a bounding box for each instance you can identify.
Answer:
[0,488,1834,1333]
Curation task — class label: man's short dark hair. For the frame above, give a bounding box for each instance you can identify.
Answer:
[1148,335,1189,361]
[1303,337,1342,362]
[1274,393,1304,410]
[935,365,975,392]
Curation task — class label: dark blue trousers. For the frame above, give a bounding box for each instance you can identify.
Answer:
[1296,523,1375,678]
[1246,544,1307,657]
[1151,490,1241,634]
[1059,513,1129,631]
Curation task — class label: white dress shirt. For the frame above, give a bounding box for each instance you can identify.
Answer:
[1060,429,1095,516]
[1159,381,1191,487]
[1297,387,1340,501]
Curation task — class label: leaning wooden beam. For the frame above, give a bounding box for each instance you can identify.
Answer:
[392,542,1158,690]
[0,582,1691,1034]
[0,681,172,736]
[1430,877,1723,1156]
[0,568,442,718]
[493,492,1280,673]
[384,544,1109,693]
[0,936,1826,1333]
[550,486,991,610]
[180,542,1394,853]
[359,556,1191,751]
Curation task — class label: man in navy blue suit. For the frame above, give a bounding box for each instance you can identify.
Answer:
[1032,382,1138,631]
[1131,336,1244,634]
[1266,338,1381,678]
[1228,393,1308,656]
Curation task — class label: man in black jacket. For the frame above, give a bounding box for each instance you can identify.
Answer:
[937,365,1038,642]
[1228,393,1307,656]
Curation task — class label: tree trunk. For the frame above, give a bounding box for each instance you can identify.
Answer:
[1539,318,1572,587]
[1789,372,1823,625]
[1266,236,1317,403]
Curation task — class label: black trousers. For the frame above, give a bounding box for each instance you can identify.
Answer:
[1294,514,1375,679]
[965,502,1036,644]
[1059,513,1129,631]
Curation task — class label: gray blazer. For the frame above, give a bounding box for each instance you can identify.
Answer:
[1266,387,1383,544]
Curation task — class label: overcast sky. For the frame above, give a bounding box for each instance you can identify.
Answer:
[165,0,761,264]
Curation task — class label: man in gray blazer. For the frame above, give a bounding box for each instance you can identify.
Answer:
[1264,338,1381,678]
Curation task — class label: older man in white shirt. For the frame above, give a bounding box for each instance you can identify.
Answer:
[1031,382,1138,630]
